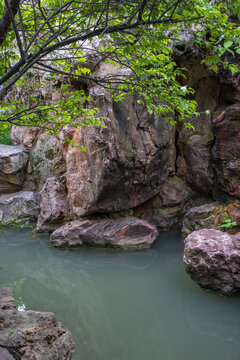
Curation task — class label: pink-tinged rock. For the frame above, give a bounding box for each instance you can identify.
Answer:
[0,145,29,193]
[0,287,75,360]
[183,229,240,295]
[51,217,158,249]
[11,125,38,148]
[211,104,240,198]
[37,176,73,232]
[0,347,14,360]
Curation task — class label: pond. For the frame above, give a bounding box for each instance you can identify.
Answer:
[0,229,240,360]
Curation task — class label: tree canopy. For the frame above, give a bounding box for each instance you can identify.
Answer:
[0,0,239,139]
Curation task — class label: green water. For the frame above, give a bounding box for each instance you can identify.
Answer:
[0,229,240,360]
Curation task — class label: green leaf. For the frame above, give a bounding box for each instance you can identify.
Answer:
[223,40,233,49]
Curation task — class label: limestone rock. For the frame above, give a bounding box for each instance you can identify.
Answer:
[183,229,240,295]
[65,86,173,216]
[37,176,73,232]
[181,203,224,238]
[26,132,66,190]
[0,145,28,193]
[211,104,240,199]
[0,191,39,225]
[0,287,75,360]
[51,217,158,249]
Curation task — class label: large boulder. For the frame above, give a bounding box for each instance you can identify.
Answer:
[0,287,75,360]
[37,176,73,232]
[0,145,28,193]
[183,229,240,295]
[0,191,39,225]
[181,203,224,238]
[211,104,240,199]
[51,217,158,249]
[65,86,174,216]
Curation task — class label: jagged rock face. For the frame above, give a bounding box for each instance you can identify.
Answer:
[66,86,174,216]
[134,177,194,230]
[0,287,75,360]
[211,104,240,199]
[175,56,220,193]
[0,145,29,193]
[184,229,240,295]
[181,203,224,238]
[37,176,73,232]
[0,191,39,225]
[51,217,158,249]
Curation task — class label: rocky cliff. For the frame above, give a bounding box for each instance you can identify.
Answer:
[1,48,240,240]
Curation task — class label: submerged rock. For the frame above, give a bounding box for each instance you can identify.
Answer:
[0,287,75,360]
[0,145,29,193]
[51,217,158,249]
[0,191,39,225]
[183,229,240,295]
[37,176,73,232]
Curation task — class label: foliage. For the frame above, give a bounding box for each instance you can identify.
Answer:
[0,0,239,138]
[0,124,11,144]
[219,214,237,230]
[0,219,36,229]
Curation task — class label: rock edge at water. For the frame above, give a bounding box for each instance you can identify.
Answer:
[183,229,240,295]
[51,217,158,249]
[0,287,75,360]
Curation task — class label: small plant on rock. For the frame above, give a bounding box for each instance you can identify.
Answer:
[219,214,237,230]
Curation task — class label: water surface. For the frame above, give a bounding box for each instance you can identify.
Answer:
[0,229,240,360]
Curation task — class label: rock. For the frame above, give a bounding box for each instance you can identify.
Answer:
[37,176,73,232]
[134,177,194,230]
[0,191,39,225]
[183,229,240,295]
[175,55,219,194]
[26,131,66,191]
[0,347,14,360]
[211,104,240,199]
[225,203,240,226]
[11,126,38,148]
[159,177,193,207]
[51,217,158,249]
[65,86,174,216]
[181,203,224,238]
[0,145,29,193]
[0,287,75,360]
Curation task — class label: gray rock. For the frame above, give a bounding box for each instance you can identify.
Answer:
[37,176,73,232]
[51,217,158,249]
[25,131,66,191]
[0,287,75,360]
[183,229,240,295]
[0,145,28,193]
[211,104,240,199]
[181,203,224,238]
[0,191,39,225]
